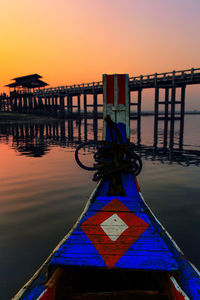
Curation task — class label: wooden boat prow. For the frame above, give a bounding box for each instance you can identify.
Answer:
[12,74,200,300]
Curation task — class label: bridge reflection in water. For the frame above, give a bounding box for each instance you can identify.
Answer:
[0,117,199,166]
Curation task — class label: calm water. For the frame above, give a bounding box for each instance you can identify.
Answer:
[0,115,200,299]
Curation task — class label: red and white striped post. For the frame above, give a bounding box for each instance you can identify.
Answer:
[103,74,130,140]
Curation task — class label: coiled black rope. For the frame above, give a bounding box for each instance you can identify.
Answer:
[75,116,142,181]
[75,141,99,171]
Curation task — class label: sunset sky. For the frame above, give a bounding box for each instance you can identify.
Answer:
[0,0,200,109]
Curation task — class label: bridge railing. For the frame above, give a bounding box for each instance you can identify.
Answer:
[32,67,200,95]
[34,81,103,95]
[129,67,200,85]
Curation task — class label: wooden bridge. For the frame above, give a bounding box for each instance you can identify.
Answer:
[1,68,200,116]
[1,67,200,147]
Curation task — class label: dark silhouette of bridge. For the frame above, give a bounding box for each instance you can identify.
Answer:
[1,67,200,150]
[1,68,200,118]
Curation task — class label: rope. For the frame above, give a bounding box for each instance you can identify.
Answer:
[75,116,142,181]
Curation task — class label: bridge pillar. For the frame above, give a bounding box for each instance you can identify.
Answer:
[60,95,65,118]
[50,97,52,111]
[48,96,51,114]
[2,99,5,111]
[8,97,12,112]
[4,98,7,111]
[67,94,70,114]
[137,89,142,145]
[51,96,54,114]
[7,97,9,112]
[13,94,17,111]
[2,98,4,111]
[15,96,19,112]
[170,86,176,149]
[10,96,13,112]
[1,99,4,111]
[28,95,32,112]
[18,95,22,112]
[67,95,72,116]
[164,87,169,148]
[55,96,58,115]
[77,94,81,115]
[154,87,159,147]
[44,96,47,110]
[179,85,186,149]
[51,96,53,114]
[70,96,73,114]
[84,93,87,117]
[5,98,8,111]
[34,96,37,112]
[93,92,97,117]
[47,96,50,112]
[23,94,27,112]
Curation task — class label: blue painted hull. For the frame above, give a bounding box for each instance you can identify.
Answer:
[12,175,200,300]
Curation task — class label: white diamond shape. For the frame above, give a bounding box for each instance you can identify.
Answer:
[100,213,128,241]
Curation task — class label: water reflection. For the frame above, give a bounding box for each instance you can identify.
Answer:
[1,116,200,300]
[0,118,199,166]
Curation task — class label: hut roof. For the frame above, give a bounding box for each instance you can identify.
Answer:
[6,74,48,89]
[12,74,42,81]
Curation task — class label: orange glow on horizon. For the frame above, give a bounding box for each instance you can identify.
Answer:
[0,0,200,108]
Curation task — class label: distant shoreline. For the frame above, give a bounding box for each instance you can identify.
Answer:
[0,111,199,122]
[0,112,58,122]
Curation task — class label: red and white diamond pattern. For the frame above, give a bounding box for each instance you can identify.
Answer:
[81,199,149,268]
